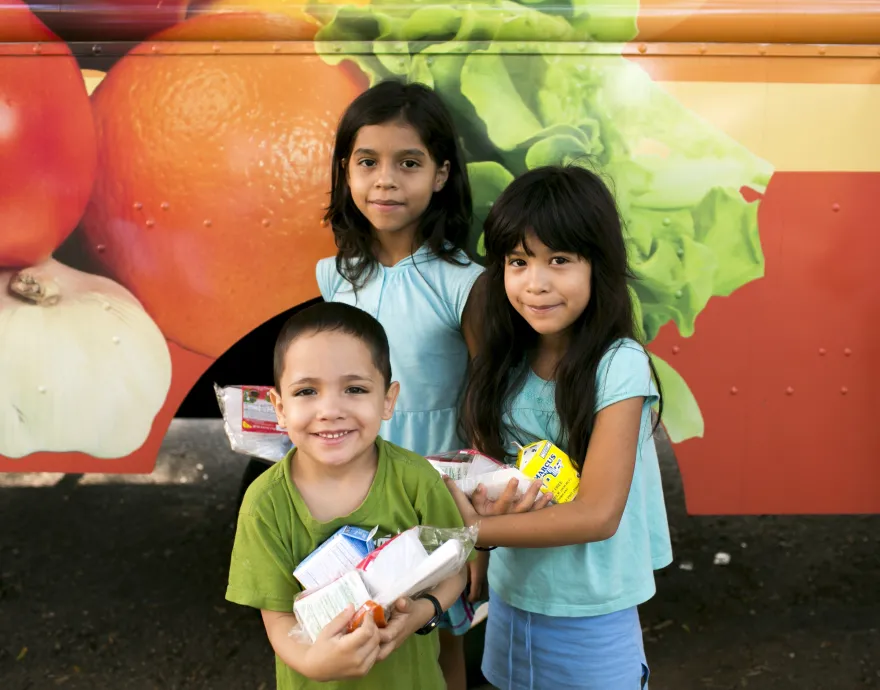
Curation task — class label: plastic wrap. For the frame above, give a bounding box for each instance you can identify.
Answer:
[426,448,545,502]
[289,524,478,643]
[214,383,293,462]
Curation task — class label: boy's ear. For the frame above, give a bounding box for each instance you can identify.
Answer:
[382,381,401,421]
[268,388,287,429]
[433,161,450,192]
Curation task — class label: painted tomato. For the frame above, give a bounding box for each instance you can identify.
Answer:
[0,0,98,268]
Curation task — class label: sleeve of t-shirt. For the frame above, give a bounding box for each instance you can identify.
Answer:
[315,256,337,302]
[453,261,485,325]
[225,509,301,613]
[435,258,484,328]
[415,474,478,563]
[594,340,660,413]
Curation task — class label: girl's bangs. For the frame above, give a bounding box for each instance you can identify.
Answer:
[485,182,592,261]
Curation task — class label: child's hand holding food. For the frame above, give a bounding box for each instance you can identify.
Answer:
[302,605,382,681]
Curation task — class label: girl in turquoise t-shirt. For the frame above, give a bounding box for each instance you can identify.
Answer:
[447,164,674,689]
[315,79,485,689]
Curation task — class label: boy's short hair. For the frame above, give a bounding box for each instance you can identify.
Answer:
[273,302,393,391]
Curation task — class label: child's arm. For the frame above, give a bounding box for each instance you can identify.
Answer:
[376,564,468,660]
[261,606,382,681]
[445,396,644,548]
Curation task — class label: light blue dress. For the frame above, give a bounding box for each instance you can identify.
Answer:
[482,338,673,689]
[316,245,483,457]
[316,245,485,635]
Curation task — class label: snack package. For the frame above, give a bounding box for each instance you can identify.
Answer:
[214,384,293,462]
[427,449,544,502]
[288,525,478,643]
[293,525,377,590]
[516,440,580,503]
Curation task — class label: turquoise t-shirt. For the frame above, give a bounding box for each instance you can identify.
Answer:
[488,338,673,617]
[316,245,483,457]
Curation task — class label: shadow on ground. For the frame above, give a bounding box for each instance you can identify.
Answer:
[0,421,878,689]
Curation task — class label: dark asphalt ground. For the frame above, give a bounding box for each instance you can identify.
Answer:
[1,420,878,689]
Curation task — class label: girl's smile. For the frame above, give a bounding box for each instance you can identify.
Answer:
[505,237,591,338]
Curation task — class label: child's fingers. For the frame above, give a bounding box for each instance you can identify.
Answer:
[317,604,355,640]
[488,478,520,514]
[514,479,544,513]
[532,490,554,510]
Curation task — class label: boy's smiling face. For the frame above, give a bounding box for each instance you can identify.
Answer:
[270,329,399,471]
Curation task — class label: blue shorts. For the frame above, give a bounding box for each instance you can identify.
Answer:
[438,583,485,636]
[482,588,650,689]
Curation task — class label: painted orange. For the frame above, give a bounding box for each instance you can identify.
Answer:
[78,12,366,358]
[652,173,880,514]
[0,0,97,268]
[188,0,366,24]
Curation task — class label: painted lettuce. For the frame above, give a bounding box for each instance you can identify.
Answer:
[314,0,774,442]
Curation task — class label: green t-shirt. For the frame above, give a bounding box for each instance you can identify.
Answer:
[226,437,466,690]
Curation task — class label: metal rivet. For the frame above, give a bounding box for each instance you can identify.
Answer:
[730,387,738,395]
[112,336,121,345]
[832,203,840,212]
[161,202,170,211]
[638,43,647,54]
[786,387,794,395]
[841,387,849,395]
[145,219,155,228]
[102,302,111,311]
[204,219,212,227]
[819,347,827,356]
[212,43,221,53]
[672,345,680,355]
[272,44,281,53]
[151,44,159,54]
[96,244,106,253]
[133,202,143,211]
[92,44,102,54]
[844,348,852,356]
[818,46,826,55]
[32,44,41,54]
[38,385,47,394]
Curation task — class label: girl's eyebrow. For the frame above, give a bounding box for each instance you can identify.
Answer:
[353,147,426,158]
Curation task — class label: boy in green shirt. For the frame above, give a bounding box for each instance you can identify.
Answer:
[225,302,468,689]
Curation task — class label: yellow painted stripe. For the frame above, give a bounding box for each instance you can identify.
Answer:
[657,81,880,172]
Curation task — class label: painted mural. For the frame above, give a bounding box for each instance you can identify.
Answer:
[0,0,878,514]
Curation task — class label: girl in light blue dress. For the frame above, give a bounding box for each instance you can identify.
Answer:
[446,164,674,689]
[316,79,484,689]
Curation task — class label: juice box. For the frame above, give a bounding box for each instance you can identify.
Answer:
[516,440,580,503]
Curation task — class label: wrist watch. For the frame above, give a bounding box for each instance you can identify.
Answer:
[414,593,443,635]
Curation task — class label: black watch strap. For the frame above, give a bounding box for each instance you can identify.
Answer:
[414,593,443,635]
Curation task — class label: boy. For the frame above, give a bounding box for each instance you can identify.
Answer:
[225,302,468,689]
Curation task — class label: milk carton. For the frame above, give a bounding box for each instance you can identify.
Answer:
[516,440,580,503]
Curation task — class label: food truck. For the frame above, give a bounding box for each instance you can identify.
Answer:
[1,0,878,515]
